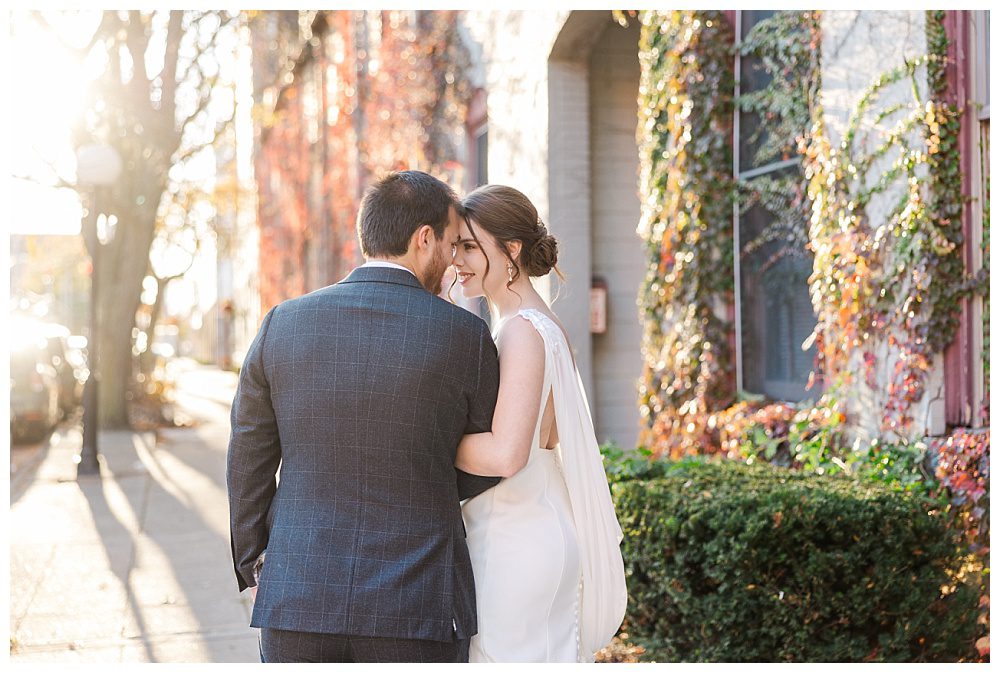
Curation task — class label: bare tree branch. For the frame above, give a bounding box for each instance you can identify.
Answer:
[29,10,116,60]
[172,104,236,165]
[108,16,124,87]
[150,197,204,281]
[159,10,185,141]
[12,173,78,192]
[177,12,237,87]
[172,79,214,149]
[140,229,201,373]
[163,15,237,159]
[152,237,201,283]
[125,10,152,107]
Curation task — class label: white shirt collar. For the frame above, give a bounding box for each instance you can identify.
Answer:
[360,260,417,278]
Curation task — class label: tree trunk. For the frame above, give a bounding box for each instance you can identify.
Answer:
[33,9,234,428]
[95,174,164,428]
[139,277,169,376]
[97,298,134,428]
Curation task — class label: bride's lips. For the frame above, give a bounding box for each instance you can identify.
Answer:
[458,272,475,285]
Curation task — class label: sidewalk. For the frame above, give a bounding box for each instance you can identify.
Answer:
[9,361,259,663]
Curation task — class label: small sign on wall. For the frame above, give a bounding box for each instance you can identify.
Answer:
[590,277,608,334]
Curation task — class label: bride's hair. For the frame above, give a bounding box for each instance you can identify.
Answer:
[459,185,564,293]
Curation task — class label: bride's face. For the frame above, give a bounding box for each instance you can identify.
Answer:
[452,217,508,300]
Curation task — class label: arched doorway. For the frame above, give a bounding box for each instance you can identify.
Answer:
[548,13,644,448]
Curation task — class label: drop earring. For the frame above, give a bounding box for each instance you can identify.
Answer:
[507,263,514,283]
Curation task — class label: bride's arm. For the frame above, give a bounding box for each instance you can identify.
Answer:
[456,318,545,478]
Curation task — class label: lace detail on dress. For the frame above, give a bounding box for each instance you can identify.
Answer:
[513,309,566,353]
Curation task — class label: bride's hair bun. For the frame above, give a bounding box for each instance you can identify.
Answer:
[523,226,558,278]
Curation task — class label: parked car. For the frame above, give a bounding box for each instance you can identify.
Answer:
[9,317,86,442]
[10,336,62,443]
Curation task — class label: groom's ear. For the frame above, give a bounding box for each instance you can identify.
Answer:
[413,224,435,252]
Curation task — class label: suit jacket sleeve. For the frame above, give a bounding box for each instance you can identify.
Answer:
[227,306,281,591]
[456,322,503,501]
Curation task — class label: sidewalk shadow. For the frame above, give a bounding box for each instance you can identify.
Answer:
[77,468,156,662]
[78,429,250,662]
[10,415,80,507]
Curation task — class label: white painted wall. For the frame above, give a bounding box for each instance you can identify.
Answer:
[462,10,570,229]
[588,20,644,448]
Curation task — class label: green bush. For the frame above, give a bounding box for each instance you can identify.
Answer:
[610,458,978,662]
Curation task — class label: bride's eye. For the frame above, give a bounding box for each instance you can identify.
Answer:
[464,243,477,252]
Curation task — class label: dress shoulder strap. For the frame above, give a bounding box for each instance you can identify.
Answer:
[514,308,564,350]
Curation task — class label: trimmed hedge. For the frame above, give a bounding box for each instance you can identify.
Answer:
[611,457,978,662]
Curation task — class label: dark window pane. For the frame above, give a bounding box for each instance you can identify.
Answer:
[739,176,816,402]
[736,10,816,402]
[739,10,779,171]
[740,9,777,42]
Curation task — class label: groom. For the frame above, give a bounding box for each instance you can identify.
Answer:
[227,170,501,663]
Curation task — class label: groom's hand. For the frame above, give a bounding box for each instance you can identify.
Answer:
[249,551,265,604]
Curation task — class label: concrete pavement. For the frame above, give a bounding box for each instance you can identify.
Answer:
[9,360,259,663]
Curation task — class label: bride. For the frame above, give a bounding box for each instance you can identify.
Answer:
[452,185,628,663]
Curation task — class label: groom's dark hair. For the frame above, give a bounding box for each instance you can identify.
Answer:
[357,170,460,258]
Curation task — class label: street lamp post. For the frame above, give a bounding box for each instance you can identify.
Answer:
[75,144,122,477]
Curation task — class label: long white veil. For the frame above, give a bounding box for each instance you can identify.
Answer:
[522,309,628,658]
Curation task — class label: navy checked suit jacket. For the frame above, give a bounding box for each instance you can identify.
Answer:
[227,266,501,642]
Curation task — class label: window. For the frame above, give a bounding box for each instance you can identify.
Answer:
[466,88,488,190]
[474,125,488,187]
[468,123,489,322]
[974,10,989,121]
[734,10,817,402]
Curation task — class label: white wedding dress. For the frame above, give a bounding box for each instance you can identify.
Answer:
[462,308,628,663]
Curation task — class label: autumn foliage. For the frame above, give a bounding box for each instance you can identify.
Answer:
[251,10,470,311]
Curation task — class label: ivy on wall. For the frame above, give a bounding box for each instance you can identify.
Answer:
[802,11,971,438]
[630,9,826,458]
[632,9,981,451]
[632,10,737,458]
[253,10,471,311]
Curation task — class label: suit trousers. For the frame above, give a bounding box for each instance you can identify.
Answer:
[258,627,469,663]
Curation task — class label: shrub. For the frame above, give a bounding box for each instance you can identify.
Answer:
[610,458,978,662]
